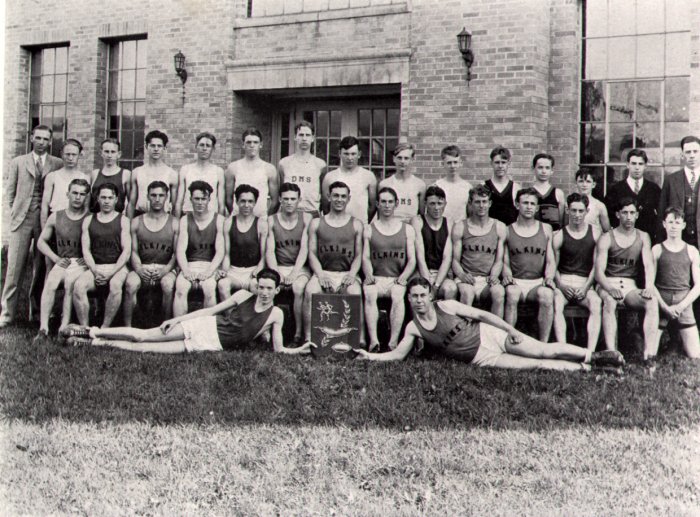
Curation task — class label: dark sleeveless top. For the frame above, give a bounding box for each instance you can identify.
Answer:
[229,216,260,268]
[460,221,498,276]
[485,179,518,225]
[56,210,87,258]
[215,296,274,350]
[655,243,691,291]
[89,215,122,264]
[136,215,175,265]
[559,226,596,277]
[413,303,482,363]
[317,216,356,272]
[421,216,448,271]
[535,186,561,231]
[605,230,642,278]
[370,222,407,277]
[186,213,217,262]
[272,214,304,267]
[507,222,548,279]
[91,168,126,213]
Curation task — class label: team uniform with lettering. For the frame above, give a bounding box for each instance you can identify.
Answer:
[598,229,642,300]
[369,222,408,295]
[507,222,548,299]
[89,214,128,280]
[91,169,127,213]
[186,213,217,276]
[324,168,375,223]
[380,175,425,223]
[135,214,177,281]
[55,210,88,274]
[279,155,324,215]
[655,243,696,328]
[315,216,357,289]
[272,214,310,280]
[457,221,499,297]
[558,226,596,289]
[485,179,518,226]
[226,216,260,285]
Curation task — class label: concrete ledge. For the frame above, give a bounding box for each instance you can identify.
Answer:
[98,20,148,38]
[234,3,409,28]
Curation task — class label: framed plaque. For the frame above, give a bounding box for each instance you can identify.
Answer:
[309,293,363,358]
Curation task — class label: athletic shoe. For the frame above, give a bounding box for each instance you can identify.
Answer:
[66,336,92,347]
[591,350,625,368]
[60,324,91,339]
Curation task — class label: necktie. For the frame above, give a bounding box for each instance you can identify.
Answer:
[634,179,640,194]
[35,157,44,177]
[691,171,696,192]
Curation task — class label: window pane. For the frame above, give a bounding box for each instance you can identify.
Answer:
[122,132,134,160]
[54,74,68,102]
[136,40,147,68]
[109,43,120,70]
[666,0,691,32]
[665,32,690,76]
[635,122,660,157]
[55,47,68,74]
[664,122,688,165]
[134,102,146,129]
[108,70,119,100]
[121,69,136,99]
[581,81,606,121]
[607,37,635,79]
[609,123,635,162]
[357,139,370,166]
[584,0,607,38]
[580,123,605,164]
[30,77,41,102]
[40,104,52,122]
[643,166,663,187]
[31,52,42,76]
[585,39,607,80]
[386,108,400,136]
[314,139,328,162]
[316,111,328,136]
[41,75,54,102]
[372,109,385,136]
[330,110,342,137]
[609,82,634,122]
[665,77,689,121]
[122,102,135,130]
[637,0,663,34]
[122,40,137,68]
[358,109,370,137]
[636,35,664,78]
[108,101,119,131]
[135,69,146,98]
[608,0,635,36]
[329,139,340,165]
[373,167,386,182]
[635,81,660,122]
[43,48,55,75]
[385,139,398,165]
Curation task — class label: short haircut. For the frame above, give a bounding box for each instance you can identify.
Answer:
[146,130,169,147]
[616,197,638,212]
[566,192,589,208]
[425,185,446,200]
[663,206,685,221]
[329,181,350,195]
[147,180,169,194]
[295,120,314,135]
[101,137,121,150]
[32,124,53,137]
[257,267,281,287]
[490,146,511,161]
[339,136,360,151]
[62,138,83,154]
[516,187,541,203]
[407,276,432,293]
[575,168,598,182]
[96,182,119,197]
[189,180,213,197]
[196,132,217,147]
[279,182,301,196]
[626,148,648,163]
[469,184,492,202]
[68,178,90,194]
[393,142,415,157]
[377,186,398,202]
[441,145,461,159]
[680,135,700,151]
[532,153,555,168]
[235,183,259,201]
[242,128,262,141]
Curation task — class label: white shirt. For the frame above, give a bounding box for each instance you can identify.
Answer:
[684,166,698,187]
[32,152,46,169]
[626,177,644,193]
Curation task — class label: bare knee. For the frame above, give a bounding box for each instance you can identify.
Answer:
[160,275,175,295]
[537,287,553,307]
[125,275,141,295]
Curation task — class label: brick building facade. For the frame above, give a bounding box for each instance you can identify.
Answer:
[3,0,699,240]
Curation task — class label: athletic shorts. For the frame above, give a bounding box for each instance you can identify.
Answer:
[658,288,696,328]
[313,271,360,292]
[180,316,223,352]
[227,265,256,289]
[88,264,128,285]
[185,261,215,277]
[559,273,587,290]
[456,275,489,299]
[471,324,508,367]
[51,258,88,277]
[598,277,638,303]
[369,276,403,297]
[513,277,544,301]
[278,265,311,283]
[132,265,177,286]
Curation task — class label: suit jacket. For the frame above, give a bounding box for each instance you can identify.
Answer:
[657,169,700,247]
[6,152,63,231]
[604,179,661,242]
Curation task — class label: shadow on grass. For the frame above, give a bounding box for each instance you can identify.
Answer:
[1,326,699,431]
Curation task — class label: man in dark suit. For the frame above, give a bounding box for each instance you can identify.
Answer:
[0,125,63,326]
[658,135,700,248]
[604,148,660,242]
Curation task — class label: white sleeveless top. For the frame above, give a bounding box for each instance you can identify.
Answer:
[325,167,375,223]
[435,177,472,223]
[380,174,426,223]
[49,169,91,212]
[279,154,325,213]
[233,164,270,217]
[180,163,223,213]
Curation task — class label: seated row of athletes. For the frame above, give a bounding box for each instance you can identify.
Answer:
[43,126,698,370]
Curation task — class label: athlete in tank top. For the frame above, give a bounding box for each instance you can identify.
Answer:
[379,173,425,223]
[421,215,449,272]
[559,226,596,277]
[135,215,176,265]
[229,215,261,268]
[185,213,218,263]
[485,179,518,225]
[535,185,563,231]
[278,155,325,215]
[55,210,88,259]
[177,163,224,215]
[460,222,499,277]
[91,168,127,213]
[270,213,305,267]
[322,166,377,223]
[506,222,549,280]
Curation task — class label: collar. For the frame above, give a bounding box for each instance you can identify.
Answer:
[685,167,697,180]
[32,152,46,165]
[626,177,643,191]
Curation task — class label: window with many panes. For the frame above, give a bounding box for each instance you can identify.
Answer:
[107,37,147,171]
[580,0,691,193]
[28,45,69,156]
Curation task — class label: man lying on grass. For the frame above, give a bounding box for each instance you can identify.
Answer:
[61,268,311,355]
[355,276,624,370]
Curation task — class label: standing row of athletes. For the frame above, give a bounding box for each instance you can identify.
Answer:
[4,122,700,364]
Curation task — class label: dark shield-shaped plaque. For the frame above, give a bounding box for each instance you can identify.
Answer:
[310,293,363,358]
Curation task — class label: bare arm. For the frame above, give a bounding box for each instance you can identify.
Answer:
[255,218,269,273]
[224,164,236,214]
[543,225,556,287]
[356,321,418,361]
[361,224,374,283]
[81,216,97,273]
[169,169,179,212]
[130,218,145,274]
[174,167,188,217]
[411,217,431,280]
[176,216,191,276]
[37,214,60,264]
[367,174,378,222]
[398,225,417,284]
[502,230,513,285]
[292,214,312,274]
[206,215,226,275]
[594,232,615,292]
[435,220,453,287]
[128,170,139,218]
[267,164,279,215]
[222,216,232,270]
[640,231,655,298]
[216,167,225,215]
[40,173,55,228]
[451,221,468,282]
[489,222,506,283]
[265,216,278,270]
[109,216,132,276]
[122,169,132,211]
[348,219,364,278]
[271,308,312,354]
[307,219,324,276]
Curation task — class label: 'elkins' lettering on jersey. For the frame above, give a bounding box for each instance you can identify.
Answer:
[319,244,354,258]
[440,319,476,348]
[509,246,545,256]
[56,238,80,249]
[139,241,173,254]
[371,250,406,260]
[195,243,214,250]
[275,238,301,249]
[608,257,637,266]
[93,241,120,251]
[465,243,495,255]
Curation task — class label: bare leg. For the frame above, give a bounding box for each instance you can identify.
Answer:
[553,289,568,343]
[123,272,141,327]
[201,277,218,308]
[488,284,505,319]
[217,276,232,300]
[102,270,127,328]
[39,268,65,333]
[173,274,191,317]
[504,285,521,327]
[600,290,618,351]
[363,285,380,349]
[303,277,321,341]
[492,353,585,370]
[531,286,554,342]
[388,284,406,348]
[440,279,458,301]
[93,339,187,354]
[346,281,366,345]
[504,333,587,362]
[160,273,176,321]
[624,291,660,359]
[73,270,96,326]
[93,323,186,342]
[292,276,309,340]
[582,290,602,352]
[679,327,700,359]
[60,271,83,331]
[458,283,476,306]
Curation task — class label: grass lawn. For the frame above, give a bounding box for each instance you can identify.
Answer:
[1,324,699,515]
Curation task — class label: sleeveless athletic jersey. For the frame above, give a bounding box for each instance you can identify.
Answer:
[435,178,470,223]
[380,175,423,223]
[325,167,374,223]
[604,230,642,279]
[485,179,518,226]
[215,296,273,350]
[186,213,217,262]
[535,186,561,231]
[583,197,606,231]
[136,215,175,265]
[55,210,87,259]
[181,164,221,213]
[370,222,407,277]
[559,226,596,277]
[507,222,548,279]
[460,221,498,276]
[89,215,122,264]
[273,214,304,267]
[135,167,174,213]
[229,216,261,268]
[280,155,323,213]
[413,303,481,363]
[421,216,449,271]
[91,169,126,213]
[235,167,269,218]
[317,216,356,272]
[655,244,692,291]
[49,170,91,213]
